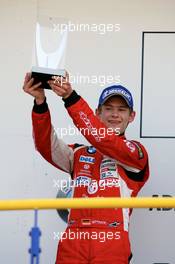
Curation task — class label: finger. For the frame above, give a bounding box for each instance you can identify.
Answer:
[23,78,34,90]
[49,83,66,95]
[48,80,61,88]
[49,82,64,91]
[49,81,69,93]
[26,72,31,79]
[52,75,68,86]
[30,82,42,90]
[60,71,69,84]
[65,71,69,82]
[52,75,63,85]
[49,79,60,85]
[23,80,41,92]
[50,78,69,90]
[23,72,31,86]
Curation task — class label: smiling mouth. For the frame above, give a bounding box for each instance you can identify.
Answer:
[108,121,121,125]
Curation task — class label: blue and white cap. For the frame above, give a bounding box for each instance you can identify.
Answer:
[98,85,134,109]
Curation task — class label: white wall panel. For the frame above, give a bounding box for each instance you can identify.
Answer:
[0,0,175,263]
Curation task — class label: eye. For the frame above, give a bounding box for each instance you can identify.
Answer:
[119,108,127,112]
[105,106,112,111]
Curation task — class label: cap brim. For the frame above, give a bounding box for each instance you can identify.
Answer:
[100,93,132,108]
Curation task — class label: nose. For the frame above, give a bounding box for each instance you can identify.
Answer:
[111,109,119,117]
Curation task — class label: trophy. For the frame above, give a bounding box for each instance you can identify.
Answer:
[31,15,68,89]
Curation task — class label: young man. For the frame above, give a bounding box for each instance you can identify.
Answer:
[23,73,149,264]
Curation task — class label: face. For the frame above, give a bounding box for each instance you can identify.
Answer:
[96,96,136,135]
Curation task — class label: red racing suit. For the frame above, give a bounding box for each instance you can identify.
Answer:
[32,91,149,264]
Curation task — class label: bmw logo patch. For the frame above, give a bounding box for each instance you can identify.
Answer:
[87,146,96,154]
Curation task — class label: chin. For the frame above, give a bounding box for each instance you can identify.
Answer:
[110,126,122,135]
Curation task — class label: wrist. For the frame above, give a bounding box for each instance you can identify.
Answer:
[63,90,73,99]
[35,97,45,105]
[33,97,48,113]
[62,90,81,108]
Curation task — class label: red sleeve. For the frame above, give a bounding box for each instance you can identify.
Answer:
[66,97,148,172]
[32,110,74,173]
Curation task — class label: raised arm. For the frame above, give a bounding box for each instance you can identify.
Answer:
[47,76,148,173]
[23,73,74,174]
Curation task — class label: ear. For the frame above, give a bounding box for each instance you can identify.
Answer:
[128,111,136,123]
[95,108,101,117]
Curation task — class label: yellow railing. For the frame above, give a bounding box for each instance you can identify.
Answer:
[0,197,175,211]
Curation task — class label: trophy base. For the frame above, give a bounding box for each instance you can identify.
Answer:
[31,67,66,89]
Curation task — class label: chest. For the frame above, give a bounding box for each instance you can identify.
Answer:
[73,146,119,181]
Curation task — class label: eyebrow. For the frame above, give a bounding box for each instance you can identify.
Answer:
[104,104,128,108]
